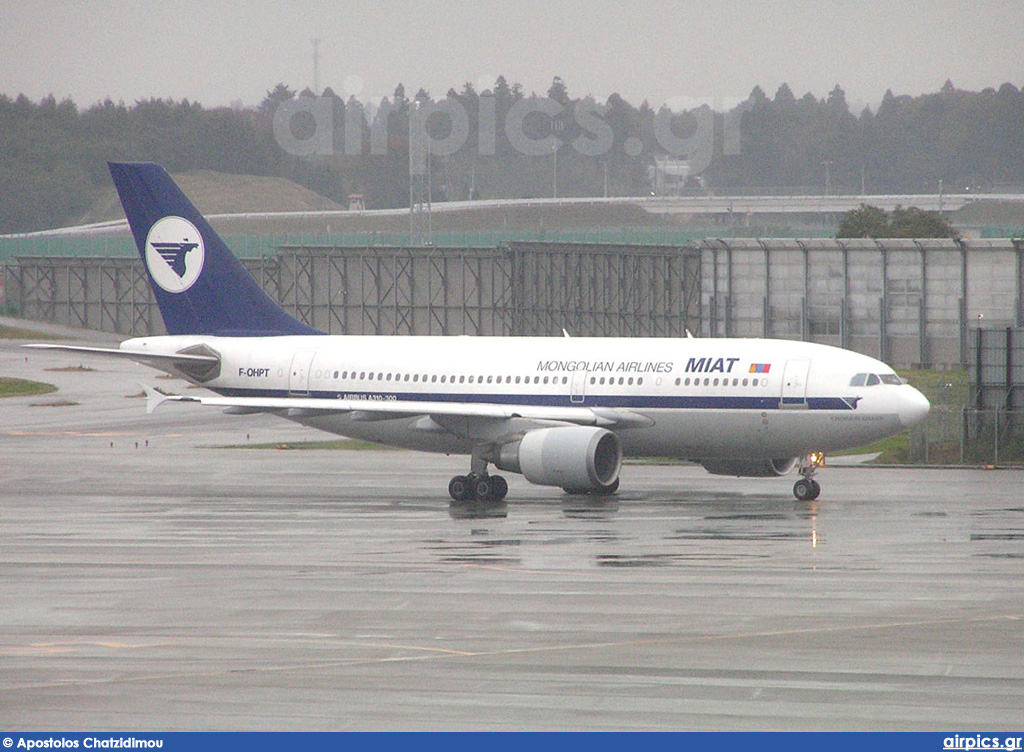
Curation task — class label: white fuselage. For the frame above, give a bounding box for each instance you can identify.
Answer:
[122,334,930,461]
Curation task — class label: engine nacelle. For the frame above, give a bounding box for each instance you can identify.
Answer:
[700,457,798,478]
[495,426,622,491]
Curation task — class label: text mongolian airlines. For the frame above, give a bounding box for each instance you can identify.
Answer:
[29,163,930,503]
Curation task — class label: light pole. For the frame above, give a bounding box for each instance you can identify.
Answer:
[552,140,558,199]
[551,118,564,199]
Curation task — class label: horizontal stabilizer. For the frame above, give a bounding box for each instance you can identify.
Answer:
[140,384,173,414]
[25,343,219,377]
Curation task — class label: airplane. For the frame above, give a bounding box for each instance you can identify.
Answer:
[28,162,931,503]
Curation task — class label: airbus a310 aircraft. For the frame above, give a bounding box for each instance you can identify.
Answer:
[30,163,930,502]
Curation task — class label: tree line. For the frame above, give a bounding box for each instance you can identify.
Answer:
[836,204,958,239]
[1,76,1022,233]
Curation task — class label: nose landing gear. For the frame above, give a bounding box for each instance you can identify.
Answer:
[793,452,824,501]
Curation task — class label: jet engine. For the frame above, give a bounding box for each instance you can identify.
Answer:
[699,457,798,478]
[495,426,622,492]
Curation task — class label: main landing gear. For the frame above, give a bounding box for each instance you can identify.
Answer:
[793,452,824,501]
[448,473,509,502]
[448,445,509,502]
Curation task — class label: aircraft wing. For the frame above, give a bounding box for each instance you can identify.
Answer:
[142,388,654,429]
[25,344,219,372]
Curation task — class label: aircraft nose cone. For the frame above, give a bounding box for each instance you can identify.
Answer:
[899,386,931,428]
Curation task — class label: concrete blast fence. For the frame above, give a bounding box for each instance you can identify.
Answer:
[5,238,1022,369]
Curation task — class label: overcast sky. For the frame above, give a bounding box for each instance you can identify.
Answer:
[2,0,1022,112]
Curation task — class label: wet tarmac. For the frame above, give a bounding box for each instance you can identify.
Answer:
[2,332,1023,730]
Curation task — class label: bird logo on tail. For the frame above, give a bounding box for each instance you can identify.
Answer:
[144,216,206,293]
[151,241,199,278]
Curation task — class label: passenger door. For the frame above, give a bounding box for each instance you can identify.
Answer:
[781,359,810,409]
[570,370,588,404]
[288,350,317,396]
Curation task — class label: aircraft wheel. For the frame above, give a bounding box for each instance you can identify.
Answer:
[491,475,509,501]
[593,478,620,496]
[793,478,814,501]
[449,475,471,502]
[810,480,821,500]
[473,476,492,501]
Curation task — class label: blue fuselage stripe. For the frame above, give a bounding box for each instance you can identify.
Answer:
[215,387,858,411]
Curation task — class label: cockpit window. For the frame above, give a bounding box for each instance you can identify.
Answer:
[850,372,886,386]
[880,374,904,385]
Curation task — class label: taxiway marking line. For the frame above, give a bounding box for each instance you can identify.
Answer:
[0,614,1018,692]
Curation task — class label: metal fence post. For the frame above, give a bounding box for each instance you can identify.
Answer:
[994,409,1000,465]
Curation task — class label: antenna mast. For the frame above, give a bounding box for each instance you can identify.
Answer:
[311,37,321,94]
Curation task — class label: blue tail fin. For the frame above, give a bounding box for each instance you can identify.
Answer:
[109,162,320,336]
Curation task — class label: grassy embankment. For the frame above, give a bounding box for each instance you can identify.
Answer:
[1,324,61,397]
[0,378,57,398]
